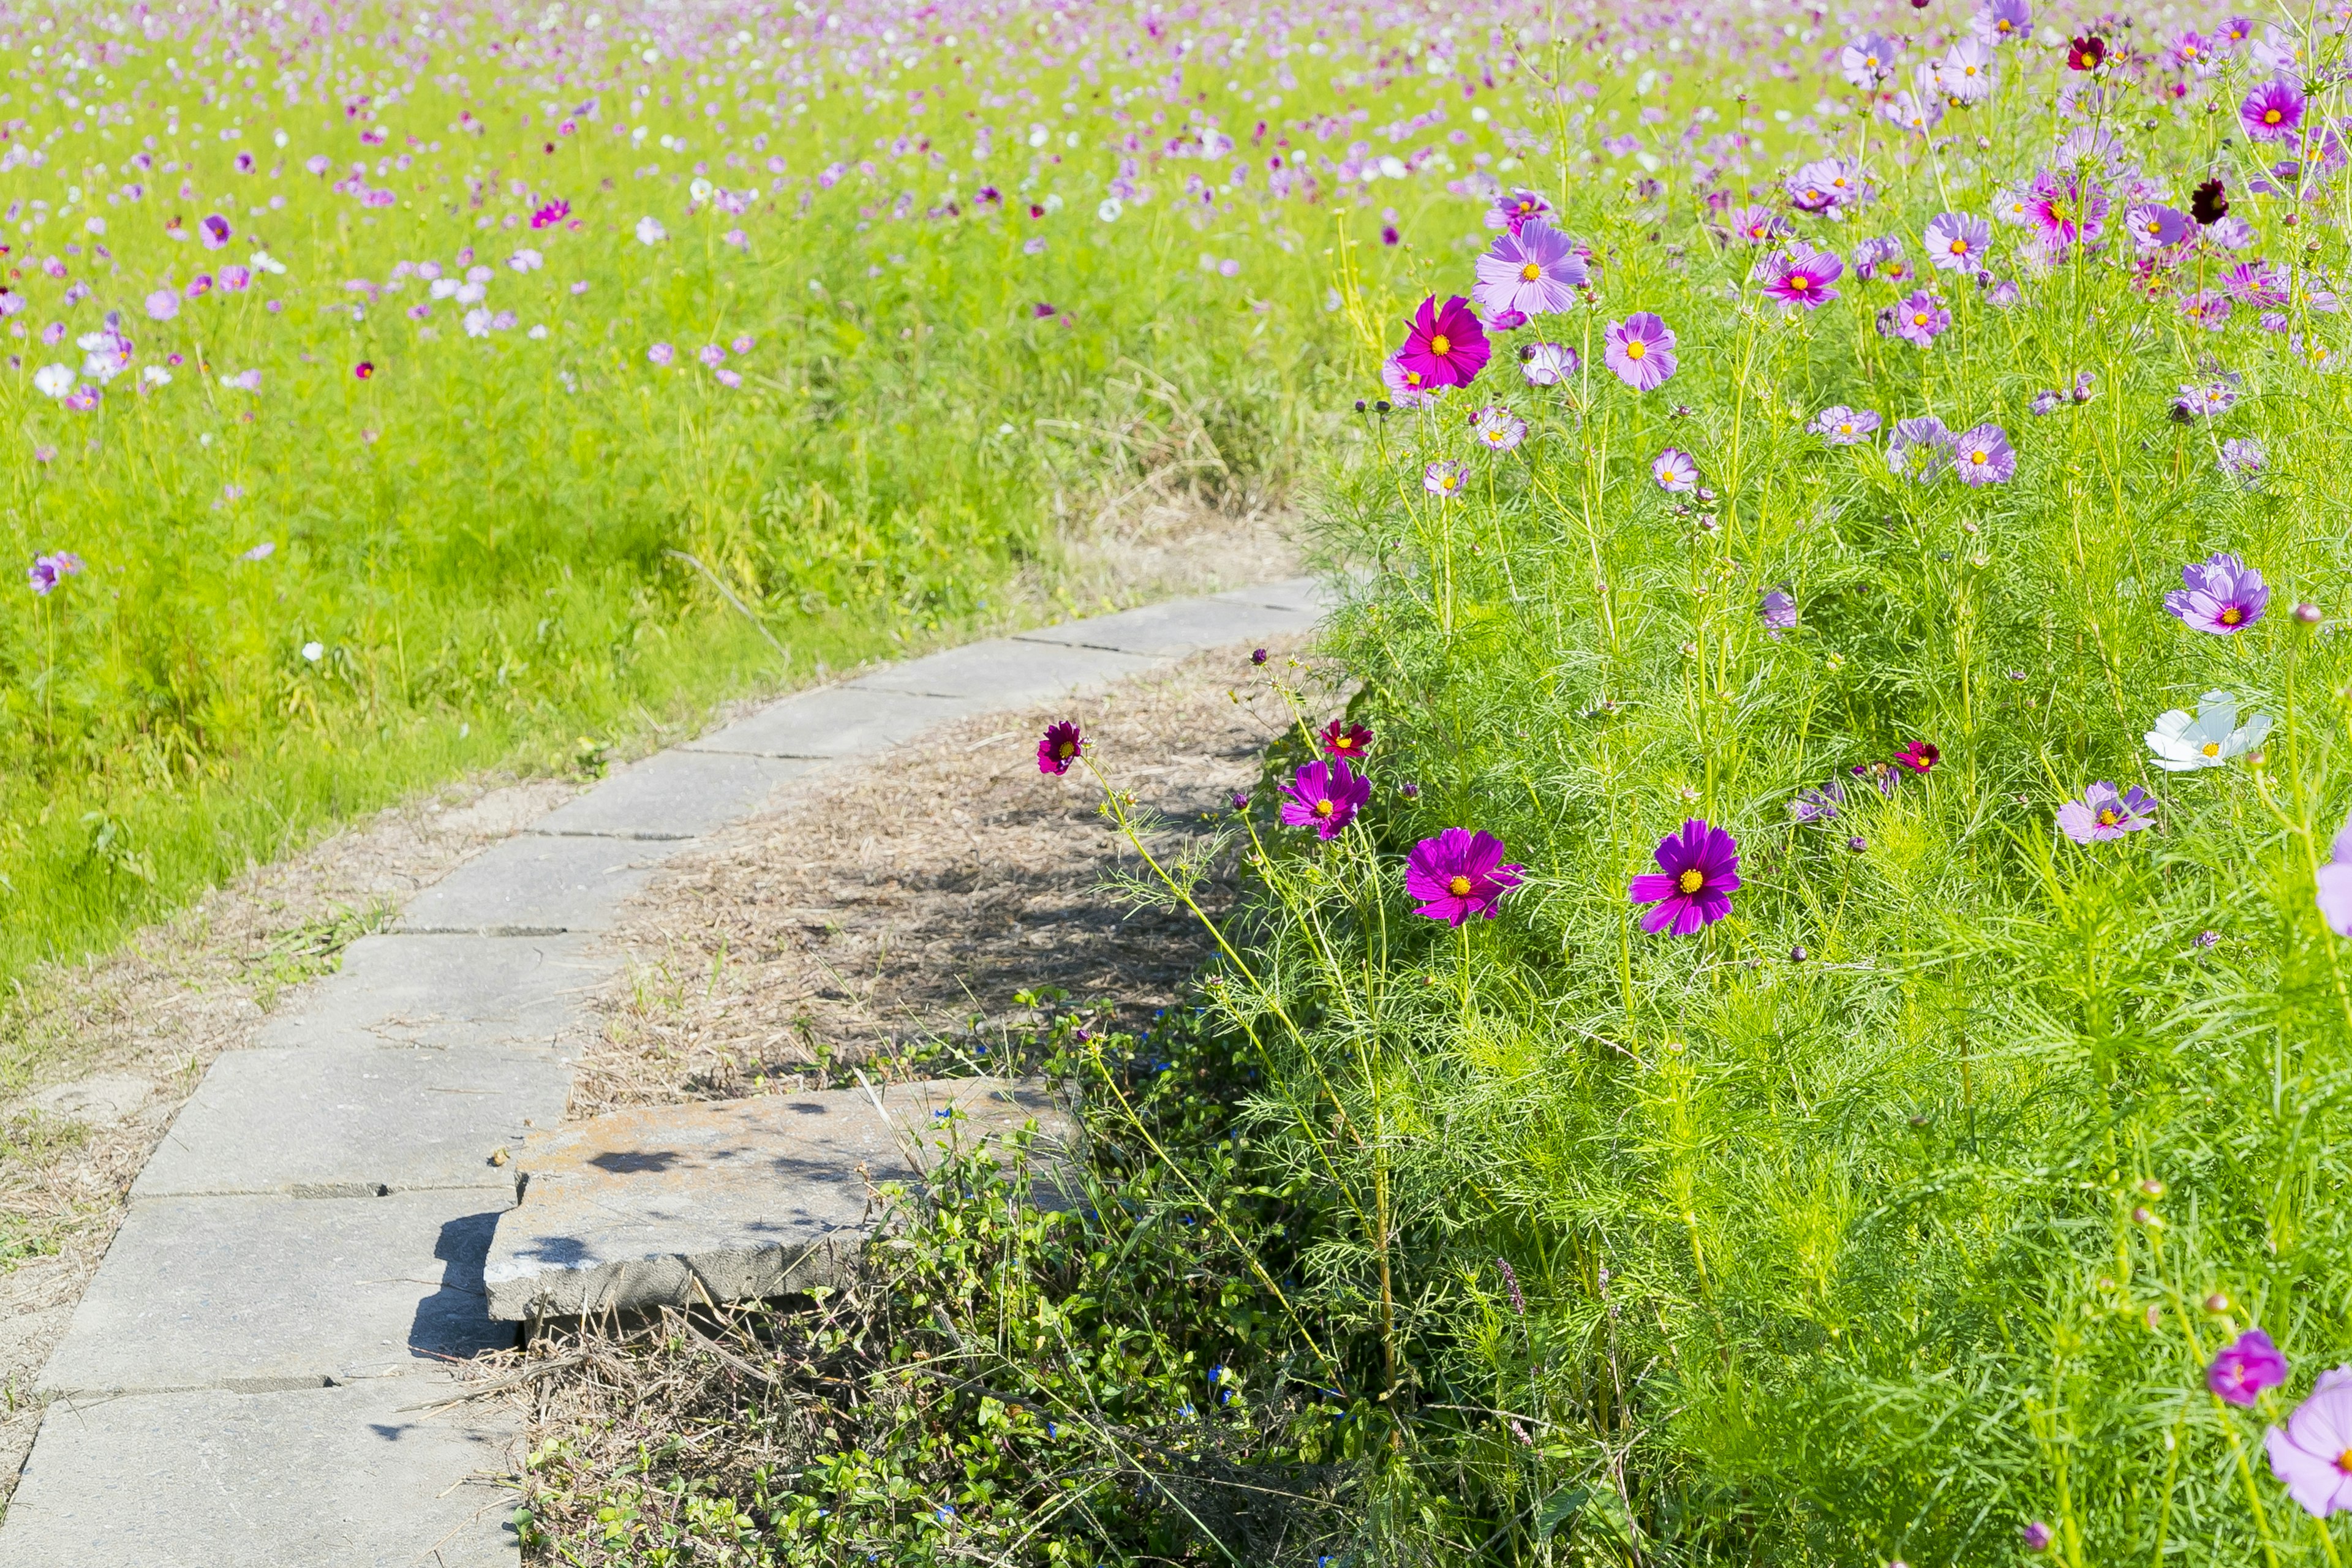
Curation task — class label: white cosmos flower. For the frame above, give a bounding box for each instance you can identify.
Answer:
[141,365,172,386]
[2146,690,2272,771]
[32,363,75,398]
[634,216,668,245]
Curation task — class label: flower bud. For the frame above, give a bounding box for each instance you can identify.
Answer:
[2022,1521,2055,1553]
[2296,601,2323,625]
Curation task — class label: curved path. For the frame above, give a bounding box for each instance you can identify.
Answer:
[0,578,1327,1567]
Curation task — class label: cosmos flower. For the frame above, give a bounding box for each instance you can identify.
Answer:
[2022,170,2110,254]
[1895,741,1940,775]
[26,551,85,595]
[1629,820,1741,935]
[1950,423,2015,484]
[1758,247,1843,309]
[1809,405,1881,443]
[198,214,232,249]
[1280,758,1371,840]
[1849,235,1904,281]
[1923,211,1991,271]
[2056,782,2157,842]
[2165,552,2267,634]
[1728,206,1792,246]
[1888,415,1954,480]
[1840,34,1899,89]
[1789,777,1845,823]
[1974,0,2031,44]
[145,289,180,322]
[2212,1330,2290,1405]
[2067,33,2108,70]
[1651,448,1699,492]
[532,200,571,229]
[2318,810,2352,936]
[1406,828,1525,926]
[1760,590,1797,636]
[1884,290,1951,347]
[1424,460,1469,497]
[1487,187,1552,235]
[1036,720,1084,775]
[1320,720,1373,760]
[1471,220,1588,319]
[2146,691,2271,770]
[1602,312,1677,391]
[2219,437,2266,483]
[647,342,676,368]
[1469,406,1527,451]
[32,364,75,398]
[1382,354,1440,409]
[2192,178,2231,225]
[2124,202,2193,250]
[1787,157,1871,214]
[1519,342,1578,385]
[1935,40,1996,101]
[634,216,668,245]
[2267,1368,2352,1518]
[1396,295,1491,390]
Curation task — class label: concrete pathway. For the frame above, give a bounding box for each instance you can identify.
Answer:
[0,580,1325,1567]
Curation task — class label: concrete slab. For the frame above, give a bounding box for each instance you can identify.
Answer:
[684,683,987,759]
[394,834,667,936]
[532,749,815,841]
[1010,595,1315,658]
[1211,576,1332,614]
[847,638,1156,703]
[484,1078,1075,1320]
[0,1377,516,1567]
[255,932,611,1054]
[134,1045,570,1200]
[38,1191,512,1396]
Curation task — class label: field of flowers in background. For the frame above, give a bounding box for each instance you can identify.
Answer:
[23,0,2352,1561]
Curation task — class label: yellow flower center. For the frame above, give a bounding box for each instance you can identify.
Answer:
[1336,736,1355,749]
[1404,369,1425,386]
[1948,239,1969,254]
[1057,741,1076,758]
[1625,339,1646,359]
[1430,333,1452,356]
[1520,261,1542,282]
[2201,741,2222,757]
[1314,798,1334,816]
[2097,809,2120,827]
[2221,607,2244,625]
[2337,1449,2352,1474]
[2266,108,2283,124]
[1969,449,1988,465]
[1913,312,1931,326]
[1447,875,1473,897]
[1789,274,1811,290]
[1677,867,1705,894]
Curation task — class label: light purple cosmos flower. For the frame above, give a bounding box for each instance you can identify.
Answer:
[1470,406,1528,451]
[1884,290,1951,347]
[1888,416,1954,480]
[2056,782,2157,842]
[1405,829,1524,926]
[1951,424,2015,484]
[145,289,180,322]
[1280,759,1371,840]
[647,342,676,368]
[2166,552,2268,633]
[1472,220,1588,320]
[1382,353,1439,409]
[1789,778,1845,823]
[2170,29,2215,69]
[1788,157,1870,215]
[1809,406,1881,443]
[2180,292,2234,332]
[198,214,232,250]
[1758,248,1843,310]
[2124,203,2193,251]
[2268,1368,2352,1517]
[1487,188,1552,235]
[1629,820,1741,935]
[1882,90,1945,136]
[1975,0,2031,44]
[2318,810,2352,936]
[1849,235,1904,281]
[1840,35,1900,90]
[1519,342,1578,386]
[2223,262,2288,307]
[1728,206,1792,246]
[1760,590,1797,636]
[1923,211,1991,271]
[2241,78,2306,143]
[1037,720,1084,775]
[1652,448,1699,492]
[696,344,727,369]
[2021,1521,2056,1555]
[1424,461,1469,498]
[1602,313,1676,392]
[2220,437,2266,483]
[27,551,85,596]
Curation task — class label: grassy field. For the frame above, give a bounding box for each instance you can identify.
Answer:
[0,0,1343,1016]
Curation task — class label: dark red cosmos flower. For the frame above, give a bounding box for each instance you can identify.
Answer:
[1895,741,1940,775]
[353,360,374,380]
[1037,720,1084,775]
[2067,33,2107,70]
[2191,178,2230,225]
[1319,719,1373,760]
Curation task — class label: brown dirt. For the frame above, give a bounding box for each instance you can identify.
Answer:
[569,637,1318,1118]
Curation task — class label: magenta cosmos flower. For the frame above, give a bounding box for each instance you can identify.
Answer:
[1395,295,1490,390]
[2211,1329,2290,1406]
[1759,247,1843,309]
[2165,552,2268,634]
[2055,782,2156,842]
[2241,78,2306,143]
[2267,1366,2352,1517]
[1037,720,1084,775]
[1629,820,1740,935]
[2024,171,2109,254]
[1603,312,1677,391]
[1488,188,1551,234]
[1472,220,1587,320]
[198,213,232,250]
[1320,719,1373,760]
[1406,829,1525,926]
[1281,759,1371,840]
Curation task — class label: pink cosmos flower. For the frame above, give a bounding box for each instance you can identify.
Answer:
[647,342,675,367]
[1629,820,1740,935]
[1280,759,1371,840]
[1395,295,1490,390]
[145,289,179,322]
[1884,290,1951,347]
[2211,1329,2290,1406]
[2242,78,2306,142]
[1381,353,1439,409]
[1036,720,1084,775]
[2267,1367,2352,1517]
[1758,247,1843,310]
[1728,206,1791,246]
[198,213,232,250]
[1950,423,2015,484]
[1406,829,1525,926]
[532,200,571,230]
[2165,552,2268,634]
[1651,448,1699,492]
[2056,782,2157,842]
[2023,171,2110,255]
[1602,312,1677,391]
[1423,460,1469,497]
[1487,188,1552,235]
[1923,211,1991,271]
[1472,220,1588,320]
